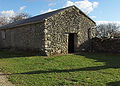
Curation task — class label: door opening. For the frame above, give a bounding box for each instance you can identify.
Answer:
[68,33,75,53]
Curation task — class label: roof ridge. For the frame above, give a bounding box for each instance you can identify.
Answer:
[0,5,74,29]
[0,5,95,29]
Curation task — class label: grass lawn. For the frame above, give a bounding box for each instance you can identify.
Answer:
[0,51,120,86]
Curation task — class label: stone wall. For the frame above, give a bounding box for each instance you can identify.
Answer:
[0,6,95,56]
[92,37,120,53]
[0,21,46,55]
[44,6,95,55]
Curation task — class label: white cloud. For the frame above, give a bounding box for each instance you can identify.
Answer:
[96,21,120,25]
[40,8,56,14]
[0,10,15,22]
[19,6,26,11]
[93,2,98,8]
[40,0,98,16]
[0,6,26,18]
[48,2,56,6]
[0,10,15,17]
[90,16,96,19]
[64,0,99,14]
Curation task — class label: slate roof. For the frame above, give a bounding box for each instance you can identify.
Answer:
[0,5,95,29]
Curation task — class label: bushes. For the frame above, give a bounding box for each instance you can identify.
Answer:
[91,37,120,53]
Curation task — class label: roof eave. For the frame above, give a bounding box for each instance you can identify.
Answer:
[0,19,45,30]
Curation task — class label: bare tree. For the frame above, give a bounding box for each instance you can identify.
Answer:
[96,23,120,38]
[114,31,120,38]
[0,12,30,26]
[10,12,30,23]
[0,17,8,26]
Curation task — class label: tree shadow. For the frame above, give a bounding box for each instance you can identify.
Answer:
[0,66,111,76]
[0,50,39,59]
[0,52,119,75]
[1,52,119,75]
[0,52,120,86]
[76,52,120,69]
[106,81,120,86]
[10,52,120,74]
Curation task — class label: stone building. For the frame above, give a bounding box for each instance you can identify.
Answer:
[0,6,95,56]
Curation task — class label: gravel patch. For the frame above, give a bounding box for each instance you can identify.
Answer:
[0,72,15,86]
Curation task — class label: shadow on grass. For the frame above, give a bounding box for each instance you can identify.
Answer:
[0,52,120,75]
[0,51,37,58]
[0,66,112,75]
[14,53,119,74]
[14,66,113,74]
[0,51,120,85]
[77,52,120,69]
[106,81,120,86]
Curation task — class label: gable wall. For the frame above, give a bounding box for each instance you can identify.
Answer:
[45,7,95,55]
[0,22,46,55]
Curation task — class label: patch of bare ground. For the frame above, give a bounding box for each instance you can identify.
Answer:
[0,72,15,86]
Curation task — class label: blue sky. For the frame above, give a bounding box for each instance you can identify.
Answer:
[0,0,120,24]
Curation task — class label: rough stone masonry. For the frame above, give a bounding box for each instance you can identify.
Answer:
[0,6,95,56]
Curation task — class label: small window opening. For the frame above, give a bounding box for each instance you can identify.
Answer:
[1,30,6,40]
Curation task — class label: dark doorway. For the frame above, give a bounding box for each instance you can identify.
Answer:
[68,33,75,53]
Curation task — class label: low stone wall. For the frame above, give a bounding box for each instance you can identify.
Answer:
[91,37,120,53]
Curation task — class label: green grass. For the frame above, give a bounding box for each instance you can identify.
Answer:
[0,51,120,86]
